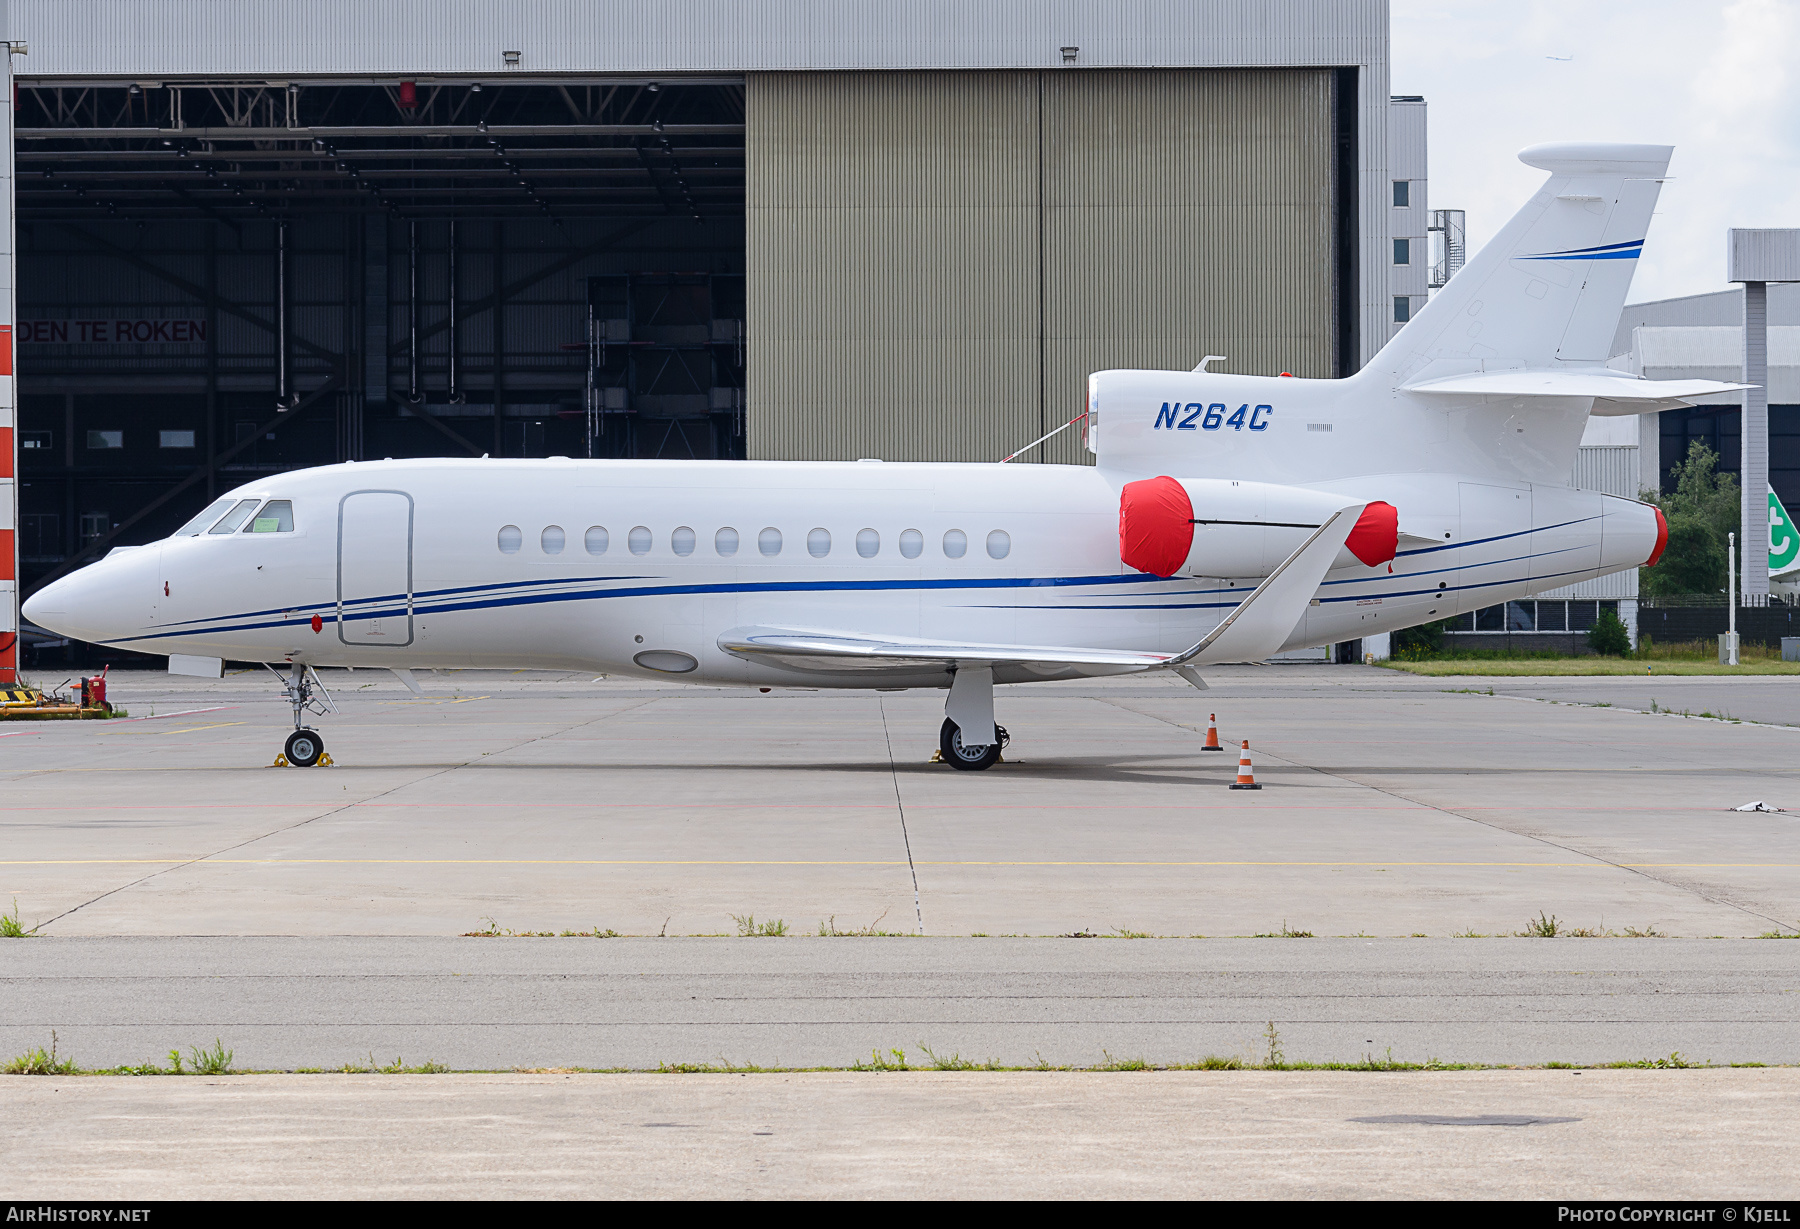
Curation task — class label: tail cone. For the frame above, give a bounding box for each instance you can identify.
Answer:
[1228,739,1262,791]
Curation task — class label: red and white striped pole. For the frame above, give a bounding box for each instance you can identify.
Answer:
[0,38,16,686]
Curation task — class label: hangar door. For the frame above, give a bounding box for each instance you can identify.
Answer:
[746,69,1341,465]
[338,491,414,647]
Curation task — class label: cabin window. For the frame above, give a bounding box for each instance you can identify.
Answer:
[584,525,609,555]
[758,527,782,557]
[856,528,880,558]
[173,497,237,537]
[498,524,523,554]
[807,528,832,558]
[245,500,295,533]
[209,499,261,535]
[986,530,1010,560]
[541,525,565,554]
[898,529,923,559]
[943,529,968,559]
[628,525,653,556]
[671,526,696,557]
[716,527,739,557]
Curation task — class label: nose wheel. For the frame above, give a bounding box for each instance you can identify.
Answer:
[939,718,1008,771]
[265,661,339,767]
[284,728,325,768]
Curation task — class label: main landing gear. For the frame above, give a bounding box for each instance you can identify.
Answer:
[937,664,1008,772]
[265,661,338,767]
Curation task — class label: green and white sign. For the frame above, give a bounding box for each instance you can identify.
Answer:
[1772,490,1800,577]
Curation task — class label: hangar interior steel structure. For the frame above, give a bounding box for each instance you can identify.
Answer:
[0,0,1403,673]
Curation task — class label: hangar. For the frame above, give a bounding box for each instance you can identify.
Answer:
[1,0,1411,677]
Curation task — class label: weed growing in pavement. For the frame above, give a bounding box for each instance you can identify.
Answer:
[166,1049,184,1074]
[1253,921,1314,938]
[1519,912,1562,937]
[559,927,621,938]
[1263,1022,1285,1069]
[1452,930,1490,938]
[1757,929,1800,939]
[1563,925,1613,938]
[817,912,906,937]
[917,1044,1000,1071]
[1112,928,1153,939]
[731,914,789,937]
[1096,1051,1151,1071]
[852,1047,910,1071]
[1610,1053,1693,1069]
[1622,926,1665,938]
[0,899,35,938]
[1179,1055,1247,1070]
[188,1039,233,1075]
[1060,929,1100,938]
[4,1032,76,1075]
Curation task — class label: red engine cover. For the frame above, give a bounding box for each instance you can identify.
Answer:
[1343,501,1399,567]
[1119,476,1195,578]
[1646,505,1669,567]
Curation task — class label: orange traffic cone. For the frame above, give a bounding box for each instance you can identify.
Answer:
[1228,740,1262,790]
[1201,714,1225,752]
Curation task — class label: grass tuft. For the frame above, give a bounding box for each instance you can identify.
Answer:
[188,1038,233,1075]
[1518,911,1562,938]
[731,914,789,938]
[4,1031,76,1075]
[0,899,35,939]
[817,911,907,937]
[1096,1051,1151,1071]
[851,1047,910,1072]
[1253,921,1314,938]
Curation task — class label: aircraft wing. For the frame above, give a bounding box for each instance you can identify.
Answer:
[718,627,1173,679]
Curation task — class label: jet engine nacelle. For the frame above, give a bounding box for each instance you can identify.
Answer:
[1119,475,1397,579]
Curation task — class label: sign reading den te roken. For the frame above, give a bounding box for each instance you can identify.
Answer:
[20,319,208,344]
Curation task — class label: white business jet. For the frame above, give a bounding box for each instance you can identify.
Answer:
[25,142,1747,770]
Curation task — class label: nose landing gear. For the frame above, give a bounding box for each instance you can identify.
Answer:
[264,661,338,767]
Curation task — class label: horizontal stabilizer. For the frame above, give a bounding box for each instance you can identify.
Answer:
[719,628,1172,680]
[1402,369,1751,414]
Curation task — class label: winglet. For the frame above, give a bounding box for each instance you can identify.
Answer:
[1168,504,1364,667]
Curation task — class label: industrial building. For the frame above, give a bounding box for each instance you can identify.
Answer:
[2,0,1430,674]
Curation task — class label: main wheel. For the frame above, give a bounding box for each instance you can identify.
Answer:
[939,718,1006,771]
[284,728,324,768]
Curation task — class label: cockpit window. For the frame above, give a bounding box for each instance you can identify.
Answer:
[172,497,237,537]
[244,500,294,533]
[207,499,261,535]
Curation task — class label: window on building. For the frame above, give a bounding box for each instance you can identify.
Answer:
[1568,601,1599,631]
[498,524,522,554]
[671,526,696,557]
[1475,604,1504,631]
[21,430,50,451]
[86,429,123,450]
[1538,601,1568,631]
[1505,601,1536,631]
[856,528,880,558]
[1394,238,1411,265]
[20,513,60,559]
[79,511,109,545]
[584,526,609,555]
[943,529,968,559]
[1394,296,1412,323]
[541,525,565,554]
[172,496,237,537]
[807,527,831,558]
[246,501,295,533]
[209,499,260,535]
[898,529,923,559]
[1393,180,1410,208]
[159,429,196,449]
[715,527,739,557]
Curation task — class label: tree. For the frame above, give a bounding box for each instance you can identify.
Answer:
[1640,440,1740,597]
[1587,609,1631,656]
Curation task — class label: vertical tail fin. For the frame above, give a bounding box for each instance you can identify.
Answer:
[1368,142,1672,385]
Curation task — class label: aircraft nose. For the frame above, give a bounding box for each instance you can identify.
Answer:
[22,546,160,643]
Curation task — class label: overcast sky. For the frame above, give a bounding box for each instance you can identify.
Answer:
[1392,0,1800,304]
